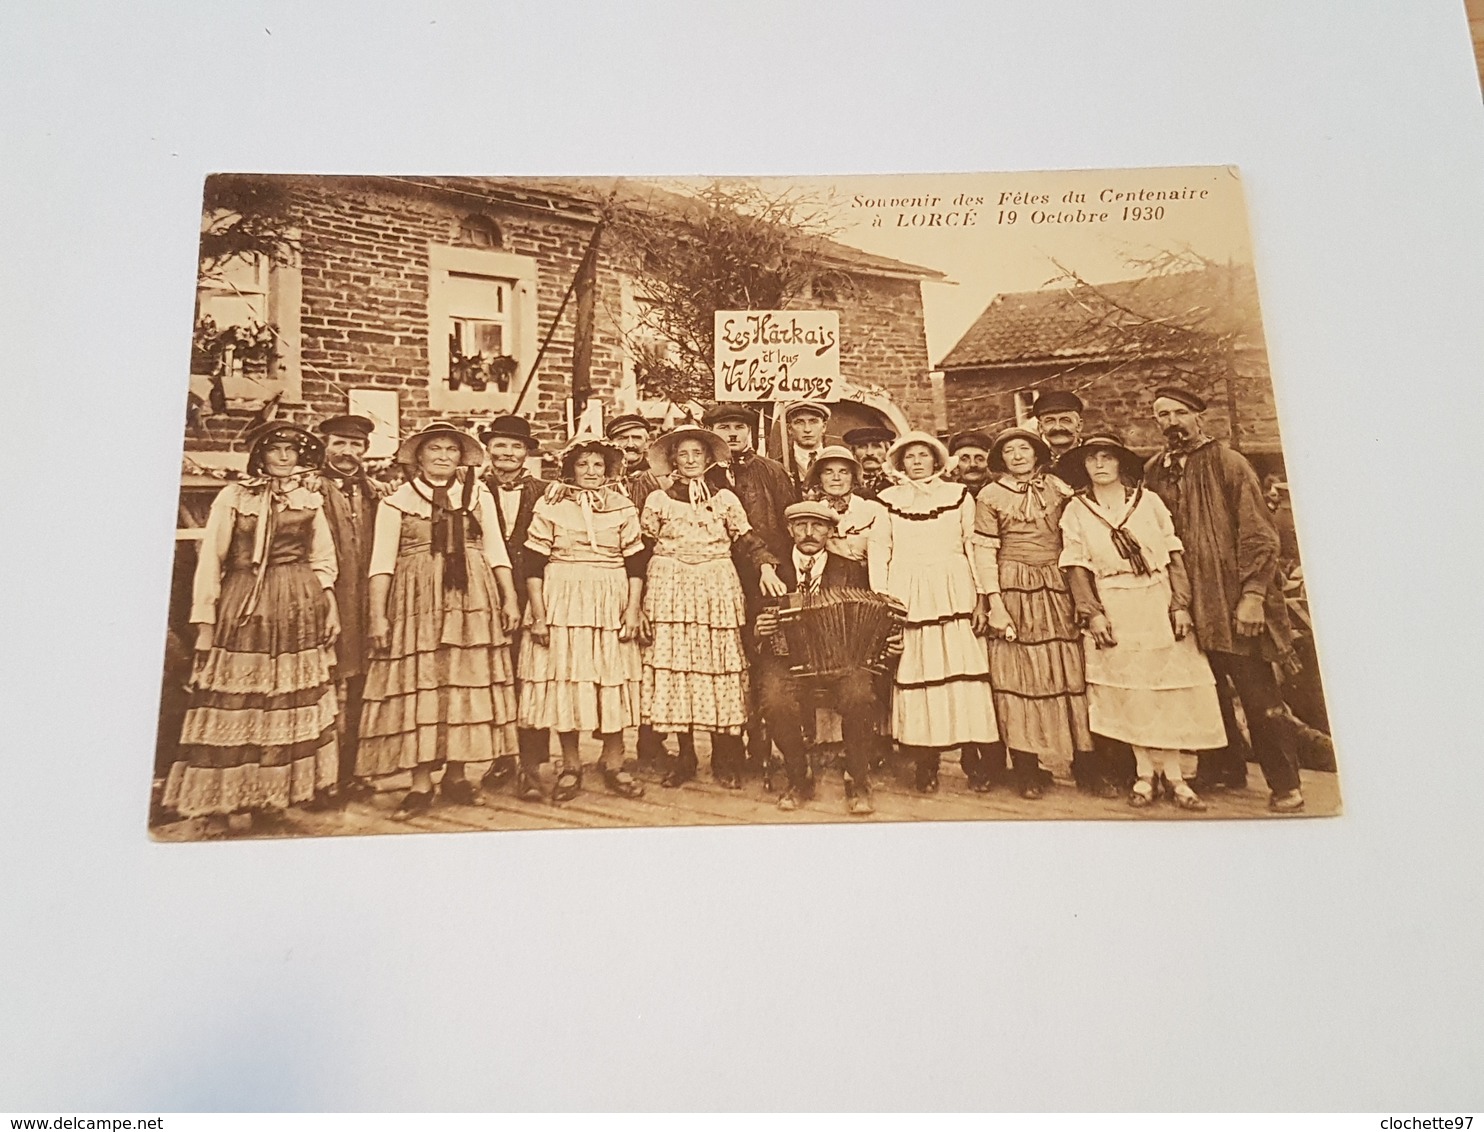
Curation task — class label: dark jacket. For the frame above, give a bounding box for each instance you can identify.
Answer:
[317,468,385,681]
[772,548,869,593]
[1143,439,1294,665]
[706,448,797,598]
[482,471,548,605]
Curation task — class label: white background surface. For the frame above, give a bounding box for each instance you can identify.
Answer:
[2,0,1482,1111]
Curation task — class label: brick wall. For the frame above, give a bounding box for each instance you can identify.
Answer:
[187,176,626,456]
[186,176,938,458]
[943,346,1283,457]
[827,274,935,429]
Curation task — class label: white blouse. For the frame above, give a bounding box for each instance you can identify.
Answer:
[1058,488,1183,578]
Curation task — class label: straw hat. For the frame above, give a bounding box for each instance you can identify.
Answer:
[245,423,325,476]
[396,421,484,467]
[987,427,1052,474]
[559,438,626,482]
[803,444,862,492]
[885,430,952,475]
[647,425,731,474]
[1057,432,1145,489]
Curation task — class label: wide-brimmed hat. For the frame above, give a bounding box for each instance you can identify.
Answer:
[316,414,375,441]
[783,500,840,526]
[948,429,993,455]
[988,427,1052,474]
[604,413,653,440]
[245,423,325,475]
[1152,385,1207,413]
[803,444,862,492]
[478,413,540,451]
[1031,390,1084,417]
[559,438,625,482]
[647,425,730,474]
[783,400,831,424]
[843,425,896,447]
[702,403,759,430]
[886,430,952,476]
[396,421,485,467]
[1057,432,1145,489]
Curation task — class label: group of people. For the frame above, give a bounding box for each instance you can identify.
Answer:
[160,383,1308,835]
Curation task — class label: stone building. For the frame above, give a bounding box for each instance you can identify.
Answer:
[937,263,1287,473]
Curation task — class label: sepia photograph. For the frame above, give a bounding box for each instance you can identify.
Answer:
[149,166,1340,841]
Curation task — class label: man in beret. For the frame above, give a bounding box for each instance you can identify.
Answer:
[703,402,799,776]
[946,430,993,497]
[751,502,901,815]
[313,414,388,805]
[1143,386,1305,812]
[1031,389,1086,470]
[607,412,666,509]
[782,400,833,493]
[478,414,552,789]
[843,425,896,500]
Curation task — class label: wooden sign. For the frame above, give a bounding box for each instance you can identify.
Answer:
[713,310,841,402]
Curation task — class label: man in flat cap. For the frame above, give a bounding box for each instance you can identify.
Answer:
[478,414,552,789]
[782,400,833,493]
[703,403,797,579]
[751,501,901,815]
[843,425,897,500]
[1143,386,1305,812]
[1029,389,1086,474]
[606,412,667,509]
[314,413,387,804]
[946,429,994,497]
[703,402,799,776]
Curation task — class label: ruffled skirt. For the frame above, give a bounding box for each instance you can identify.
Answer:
[1084,571,1227,751]
[357,547,518,775]
[519,561,641,734]
[164,563,338,816]
[641,555,749,734]
[988,559,1092,764]
[890,554,998,748]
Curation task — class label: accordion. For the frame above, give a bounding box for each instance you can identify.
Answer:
[774,586,905,680]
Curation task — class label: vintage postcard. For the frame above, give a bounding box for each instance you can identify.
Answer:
[149,167,1338,841]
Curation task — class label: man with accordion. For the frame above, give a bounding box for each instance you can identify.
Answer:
[752,501,904,815]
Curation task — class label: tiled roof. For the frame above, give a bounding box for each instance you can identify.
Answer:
[938,264,1262,370]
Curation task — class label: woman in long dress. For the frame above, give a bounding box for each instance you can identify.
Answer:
[876,431,999,792]
[165,424,341,836]
[640,425,786,789]
[357,422,522,819]
[1057,433,1226,810]
[520,439,648,802]
[973,427,1093,799]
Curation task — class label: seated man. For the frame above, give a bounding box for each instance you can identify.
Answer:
[752,501,901,816]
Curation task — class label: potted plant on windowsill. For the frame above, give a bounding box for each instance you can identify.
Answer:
[448,342,519,393]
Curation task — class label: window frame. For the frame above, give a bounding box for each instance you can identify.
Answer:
[426,243,538,414]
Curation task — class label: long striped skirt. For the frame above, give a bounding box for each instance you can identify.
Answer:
[988,558,1092,766]
[164,563,339,816]
[356,547,518,776]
